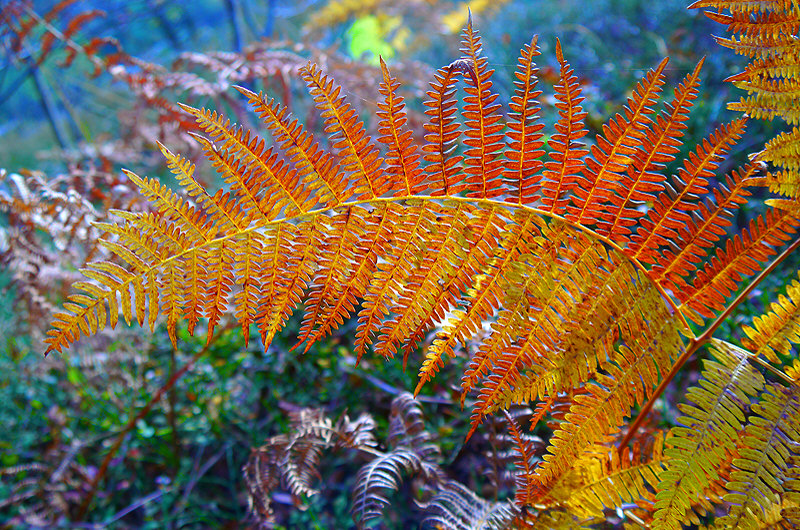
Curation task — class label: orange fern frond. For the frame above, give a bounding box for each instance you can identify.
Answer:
[421,63,464,196]
[568,57,668,228]
[648,164,756,291]
[377,58,423,197]
[504,35,545,205]
[540,39,588,216]
[236,86,351,207]
[604,59,705,245]
[459,15,505,199]
[680,207,800,323]
[628,117,749,264]
[502,410,538,506]
[301,62,388,199]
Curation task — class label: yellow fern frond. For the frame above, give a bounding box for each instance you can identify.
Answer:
[742,272,800,363]
[714,381,800,528]
[654,340,766,529]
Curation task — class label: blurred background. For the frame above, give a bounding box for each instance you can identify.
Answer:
[0,0,785,528]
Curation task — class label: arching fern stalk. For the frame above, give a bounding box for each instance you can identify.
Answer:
[47,16,800,529]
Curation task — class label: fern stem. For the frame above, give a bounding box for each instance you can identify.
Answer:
[619,235,800,452]
[75,322,237,519]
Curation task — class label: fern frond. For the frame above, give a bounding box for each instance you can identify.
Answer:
[301,62,388,198]
[46,260,140,353]
[122,169,212,243]
[502,409,538,506]
[534,306,683,486]
[377,57,423,197]
[386,393,437,457]
[504,35,545,205]
[715,381,800,529]
[680,207,800,323]
[540,38,589,216]
[654,340,766,530]
[569,57,668,227]
[648,164,756,296]
[158,142,243,232]
[180,105,311,219]
[628,118,749,264]
[235,86,351,207]
[728,78,800,125]
[296,205,373,350]
[742,272,800,363]
[421,62,464,196]
[459,15,506,199]
[605,59,705,244]
[351,448,438,527]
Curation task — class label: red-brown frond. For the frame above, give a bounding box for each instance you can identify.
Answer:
[459,15,506,199]
[255,220,317,348]
[504,35,545,205]
[628,117,749,263]
[540,39,589,216]
[377,58,422,197]
[301,62,389,198]
[355,202,443,363]
[393,205,506,369]
[236,86,352,208]
[649,165,756,295]
[569,57,669,228]
[680,208,800,323]
[605,59,705,244]
[418,212,546,397]
[421,64,464,196]
[372,202,471,361]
